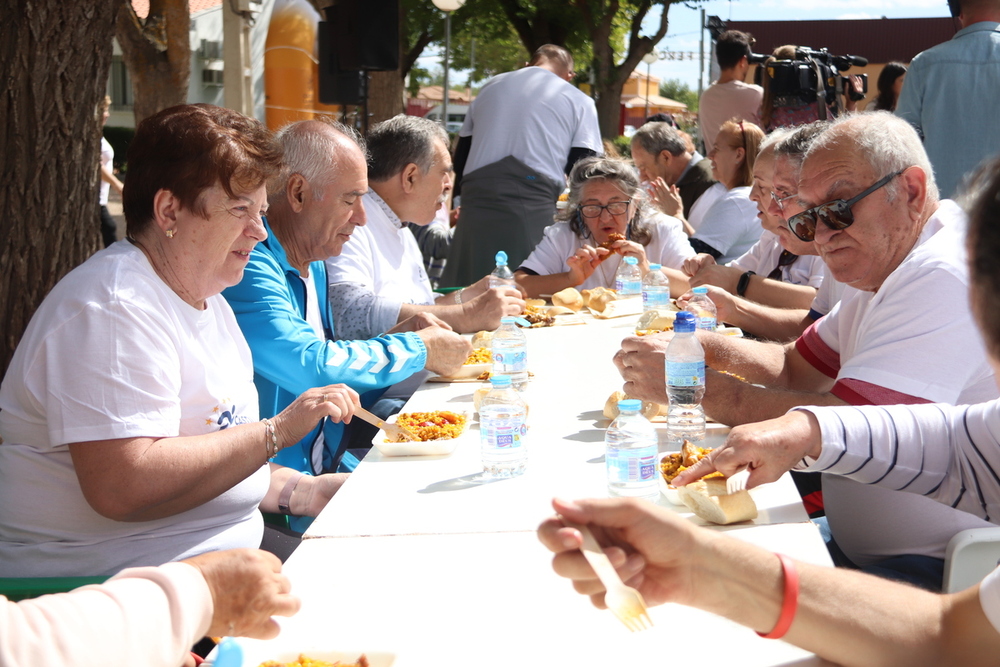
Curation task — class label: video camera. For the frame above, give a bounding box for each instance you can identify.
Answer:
[752,46,869,108]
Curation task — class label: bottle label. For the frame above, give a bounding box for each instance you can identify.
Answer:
[493,348,527,372]
[697,317,717,331]
[616,279,641,295]
[607,449,657,482]
[642,291,671,311]
[667,360,705,386]
[481,419,525,449]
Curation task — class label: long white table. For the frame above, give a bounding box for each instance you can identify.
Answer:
[230,313,832,667]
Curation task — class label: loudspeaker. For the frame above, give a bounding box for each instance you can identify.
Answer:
[318,22,366,105]
[329,0,399,71]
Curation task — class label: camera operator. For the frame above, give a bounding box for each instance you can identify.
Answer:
[759,45,867,131]
[699,30,763,153]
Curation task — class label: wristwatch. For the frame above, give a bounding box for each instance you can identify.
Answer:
[737,271,755,297]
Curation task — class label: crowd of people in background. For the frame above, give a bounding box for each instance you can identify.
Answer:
[10,1,1000,662]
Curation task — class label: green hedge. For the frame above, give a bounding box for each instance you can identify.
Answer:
[103,126,134,174]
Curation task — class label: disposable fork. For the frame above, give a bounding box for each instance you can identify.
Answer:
[562,518,654,632]
[726,467,751,494]
[354,406,419,442]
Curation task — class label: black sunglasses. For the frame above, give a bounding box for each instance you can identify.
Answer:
[786,169,906,242]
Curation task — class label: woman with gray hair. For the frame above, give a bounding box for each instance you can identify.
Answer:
[514,157,695,298]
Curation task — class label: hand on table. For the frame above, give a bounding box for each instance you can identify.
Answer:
[275,385,360,447]
[463,287,525,330]
[418,325,473,377]
[295,472,350,516]
[672,409,823,488]
[184,548,300,639]
[613,335,672,404]
[682,253,716,278]
[537,497,701,610]
[676,284,737,325]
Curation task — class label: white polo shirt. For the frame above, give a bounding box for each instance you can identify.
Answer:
[728,230,826,288]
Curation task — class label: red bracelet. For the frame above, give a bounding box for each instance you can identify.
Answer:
[757,553,799,640]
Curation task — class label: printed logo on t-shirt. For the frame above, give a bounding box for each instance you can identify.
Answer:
[206,401,253,430]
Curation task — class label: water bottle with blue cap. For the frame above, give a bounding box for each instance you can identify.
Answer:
[605,399,658,500]
[614,256,642,296]
[491,316,528,389]
[665,311,706,445]
[480,374,528,477]
[489,250,516,289]
[641,262,671,312]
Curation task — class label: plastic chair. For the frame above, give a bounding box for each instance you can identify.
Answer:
[942,527,1000,593]
[0,576,108,602]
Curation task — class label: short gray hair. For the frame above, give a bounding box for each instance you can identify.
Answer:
[631,122,688,158]
[367,115,448,182]
[274,118,367,199]
[805,112,939,204]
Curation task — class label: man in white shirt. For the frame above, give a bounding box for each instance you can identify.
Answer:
[442,44,603,287]
[615,113,998,589]
[326,116,524,341]
[698,30,763,152]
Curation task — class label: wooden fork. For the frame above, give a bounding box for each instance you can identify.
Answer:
[562,518,654,632]
[354,407,418,442]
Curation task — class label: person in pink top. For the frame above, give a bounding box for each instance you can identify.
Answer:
[698,30,763,152]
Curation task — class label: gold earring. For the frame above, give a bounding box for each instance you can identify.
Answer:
[165,229,175,238]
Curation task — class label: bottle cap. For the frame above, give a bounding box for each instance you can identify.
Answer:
[648,263,661,270]
[500,316,531,327]
[495,251,508,266]
[674,311,697,332]
[625,256,638,266]
[617,399,642,412]
[692,286,708,295]
[490,375,512,387]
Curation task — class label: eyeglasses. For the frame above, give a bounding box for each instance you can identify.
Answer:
[770,190,796,211]
[786,170,905,242]
[579,199,632,218]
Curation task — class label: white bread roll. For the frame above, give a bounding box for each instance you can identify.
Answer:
[678,478,758,525]
[471,330,493,349]
[552,287,584,311]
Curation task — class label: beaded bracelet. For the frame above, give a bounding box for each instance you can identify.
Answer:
[262,418,279,460]
[757,553,800,640]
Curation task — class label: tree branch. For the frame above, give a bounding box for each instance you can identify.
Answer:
[404,29,434,77]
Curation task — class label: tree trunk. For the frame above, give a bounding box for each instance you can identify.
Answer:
[595,82,624,138]
[0,0,121,377]
[367,70,405,123]
[116,0,191,126]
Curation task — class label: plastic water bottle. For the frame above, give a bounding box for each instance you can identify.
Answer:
[480,375,528,477]
[665,311,706,446]
[491,316,528,390]
[685,286,717,330]
[489,251,516,289]
[641,263,671,312]
[605,399,659,500]
[614,256,642,296]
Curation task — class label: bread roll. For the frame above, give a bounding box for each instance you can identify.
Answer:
[580,289,592,308]
[678,478,758,525]
[546,305,574,316]
[525,298,546,309]
[552,287,584,311]
[603,390,627,419]
[473,386,490,414]
[471,330,493,349]
[588,287,618,313]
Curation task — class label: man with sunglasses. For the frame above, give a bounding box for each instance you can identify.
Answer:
[615,113,998,589]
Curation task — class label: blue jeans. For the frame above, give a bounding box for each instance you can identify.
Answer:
[815,517,944,592]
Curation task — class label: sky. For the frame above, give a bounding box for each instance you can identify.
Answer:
[418,0,953,93]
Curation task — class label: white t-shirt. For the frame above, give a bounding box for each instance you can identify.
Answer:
[518,211,696,291]
[728,230,826,288]
[99,137,113,206]
[687,182,726,232]
[0,242,269,577]
[697,80,763,152]
[809,265,847,318]
[802,200,997,564]
[461,67,603,186]
[690,186,762,264]
[327,191,437,308]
